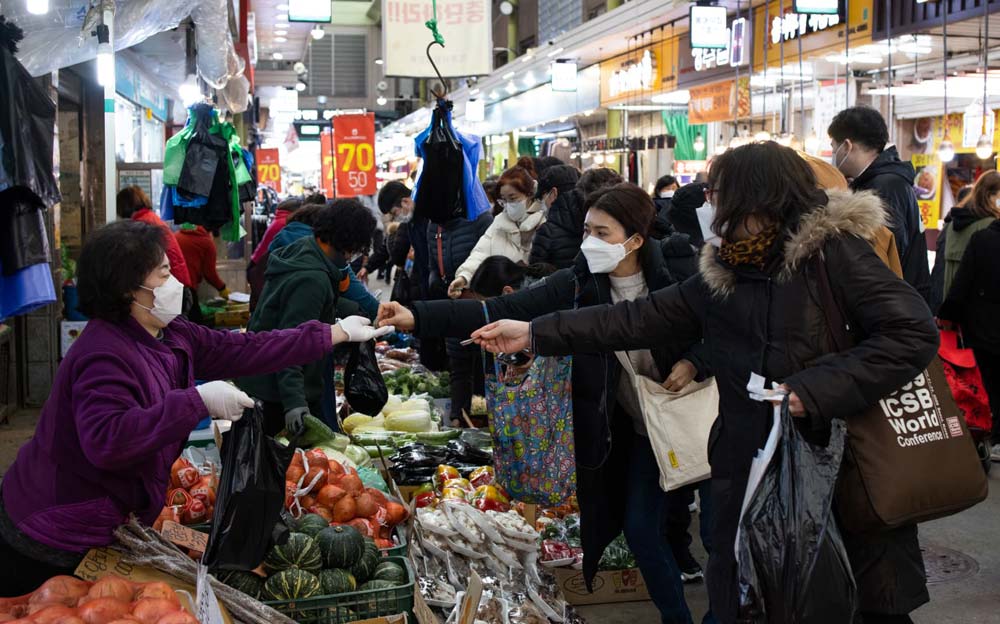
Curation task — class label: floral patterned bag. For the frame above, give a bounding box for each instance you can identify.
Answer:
[482,304,576,505]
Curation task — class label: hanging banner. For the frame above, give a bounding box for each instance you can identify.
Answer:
[320,130,335,198]
[256,148,281,193]
[332,114,377,198]
[382,0,492,78]
[689,80,737,124]
[912,153,942,231]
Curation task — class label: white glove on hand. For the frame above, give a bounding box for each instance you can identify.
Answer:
[196,381,255,422]
[338,315,395,342]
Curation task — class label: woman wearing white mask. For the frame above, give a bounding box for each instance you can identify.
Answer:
[447,158,548,299]
[0,220,391,595]
[378,183,706,624]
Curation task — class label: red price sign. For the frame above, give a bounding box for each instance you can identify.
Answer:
[256,148,281,193]
[320,129,336,198]
[332,113,376,197]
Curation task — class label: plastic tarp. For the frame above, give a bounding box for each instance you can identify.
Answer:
[7,0,246,110]
[736,374,857,623]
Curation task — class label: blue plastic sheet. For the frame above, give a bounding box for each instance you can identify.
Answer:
[412,104,490,222]
[0,258,55,321]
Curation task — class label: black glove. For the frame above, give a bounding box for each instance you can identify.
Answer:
[284,407,308,438]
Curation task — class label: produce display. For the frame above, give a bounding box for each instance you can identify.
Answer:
[0,575,199,624]
[380,368,450,399]
[154,457,217,530]
[373,344,420,373]
[388,443,493,486]
[342,395,438,435]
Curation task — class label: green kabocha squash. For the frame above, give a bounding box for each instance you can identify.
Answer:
[350,543,381,583]
[371,561,407,585]
[316,525,365,569]
[319,568,357,595]
[296,513,331,538]
[264,532,323,573]
[360,579,399,591]
[218,570,264,599]
[263,569,322,600]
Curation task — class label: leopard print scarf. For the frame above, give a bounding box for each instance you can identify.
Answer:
[718,226,781,270]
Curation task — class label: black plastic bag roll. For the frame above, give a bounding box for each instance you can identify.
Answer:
[203,403,295,571]
[737,398,857,623]
[343,340,389,416]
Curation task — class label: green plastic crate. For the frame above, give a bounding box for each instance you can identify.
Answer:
[263,556,414,624]
[379,527,408,558]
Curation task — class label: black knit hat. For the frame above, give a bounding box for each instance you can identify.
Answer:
[537,165,581,198]
[377,181,411,214]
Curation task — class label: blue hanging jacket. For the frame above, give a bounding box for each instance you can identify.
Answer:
[412,104,490,222]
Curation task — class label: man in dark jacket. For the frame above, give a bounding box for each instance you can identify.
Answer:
[829,106,931,303]
[529,165,584,269]
[239,201,377,436]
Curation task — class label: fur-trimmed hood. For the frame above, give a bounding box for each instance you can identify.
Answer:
[699,189,887,298]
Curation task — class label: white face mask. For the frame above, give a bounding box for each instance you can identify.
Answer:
[831,141,851,172]
[659,190,675,199]
[137,274,184,325]
[504,200,528,222]
[696,202,723,248]
[580,235,635,274]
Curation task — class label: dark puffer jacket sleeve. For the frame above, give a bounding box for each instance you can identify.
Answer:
[531,279,703,357]
[784,235,938,426]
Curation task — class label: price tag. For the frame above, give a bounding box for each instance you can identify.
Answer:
[196,564,226,624]
[161,520,209,553]
[256,148,281,193]
[332,114,376,197]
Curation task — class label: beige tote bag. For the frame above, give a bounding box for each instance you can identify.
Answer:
[615,351,719,491]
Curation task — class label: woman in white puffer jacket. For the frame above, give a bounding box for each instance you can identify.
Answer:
[448,157,550,298]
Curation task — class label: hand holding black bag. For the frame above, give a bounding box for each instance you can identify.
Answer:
[343,339,389,416]
[203,403,295,571]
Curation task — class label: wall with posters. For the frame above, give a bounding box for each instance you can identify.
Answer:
[382,0,492,78]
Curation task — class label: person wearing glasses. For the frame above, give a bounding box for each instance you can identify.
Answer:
[468,142,938,624]
[379,183,707,624]
[447,158,549,300]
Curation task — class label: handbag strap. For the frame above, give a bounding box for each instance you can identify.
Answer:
[811,255,853,353]
[436,226,446,280]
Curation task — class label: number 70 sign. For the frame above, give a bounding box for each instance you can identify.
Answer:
[331,113,376,197]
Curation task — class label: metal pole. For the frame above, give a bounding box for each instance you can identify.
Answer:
[103,6,117,224]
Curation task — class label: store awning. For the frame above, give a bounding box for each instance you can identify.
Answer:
[5,0,248,110]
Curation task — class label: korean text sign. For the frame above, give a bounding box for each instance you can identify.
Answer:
[382,0,492,77]
[333,114,376,198]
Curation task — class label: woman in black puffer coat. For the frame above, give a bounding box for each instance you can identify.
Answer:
[469,142,939,624]
[529,165,585,269]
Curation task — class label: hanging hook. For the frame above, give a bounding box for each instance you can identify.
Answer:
[426,40,449,100]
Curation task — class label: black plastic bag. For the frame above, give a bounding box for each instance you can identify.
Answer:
[414,104,465,224]
[737,398,857,623]
[203,403,295,571]
[343,340,389,416]
[0,24,61,207]
[0,186,49,276]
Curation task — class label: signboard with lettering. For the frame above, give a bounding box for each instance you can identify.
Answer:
[256,148,281,193]
[692,17,750,72]
[333,114,377,198]
[689,80,738,124]
[752,0,873,71]
[600,41,675,106]
[690,5,729,49]
[795,0,840,13]
[382,0,492,77]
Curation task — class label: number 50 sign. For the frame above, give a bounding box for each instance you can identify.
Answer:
[332,113,376,197]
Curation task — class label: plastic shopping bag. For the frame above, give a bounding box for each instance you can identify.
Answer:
[343,339,389,416]
[737,375,856,623]
[203,403,295,571]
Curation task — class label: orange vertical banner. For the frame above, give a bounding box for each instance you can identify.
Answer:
[320,129,335,198]
[332,113,377,198]
[256,148,281,193]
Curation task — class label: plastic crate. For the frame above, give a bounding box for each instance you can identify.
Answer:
[263,556,414,624]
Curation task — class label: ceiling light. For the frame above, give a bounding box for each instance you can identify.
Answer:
[374,58,384,65]
[275,30,287,36]
[505,81,517,94]
[593,153,605,164]
[293,61,307,74]
[976,134,994,159]
[499,1,514,16]
[523,71,536,88]
[295,79,307,92]
[583,109,594,116]
[754,130,772,142]
[469,88,480,96]
[317,95,327,104]
[776,133,794,147]
[377,95,388,106]
[714,140,727,155]
[547,47,565,58]
[26,0,49,15]
[178,75,202,106]
[95,24,113,87]
[311,26,325,40]
[272,52,284,60]
[693,132,705,152]
[558,116,568,123]
[276,3,289,9]
[275,36,288,43]
[489,90,500,100]
[937,139,955,163]
[502,71,516,80]
[650,90,691,105]
[275,22,289,28]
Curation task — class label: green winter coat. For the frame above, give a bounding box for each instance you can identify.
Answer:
[237,236,342,411]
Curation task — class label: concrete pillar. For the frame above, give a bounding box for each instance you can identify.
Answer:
[606,109,623,171]
[507,0,519,65]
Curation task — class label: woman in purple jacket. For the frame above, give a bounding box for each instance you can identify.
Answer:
[0,221,391,595]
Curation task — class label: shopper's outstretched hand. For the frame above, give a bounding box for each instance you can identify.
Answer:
[332,316,394,344]
[471,320,531,354]
[377,302,415,331]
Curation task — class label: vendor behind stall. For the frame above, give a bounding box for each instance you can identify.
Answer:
[0,220,392,596]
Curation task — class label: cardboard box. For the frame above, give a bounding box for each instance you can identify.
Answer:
[552,567,650,605]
